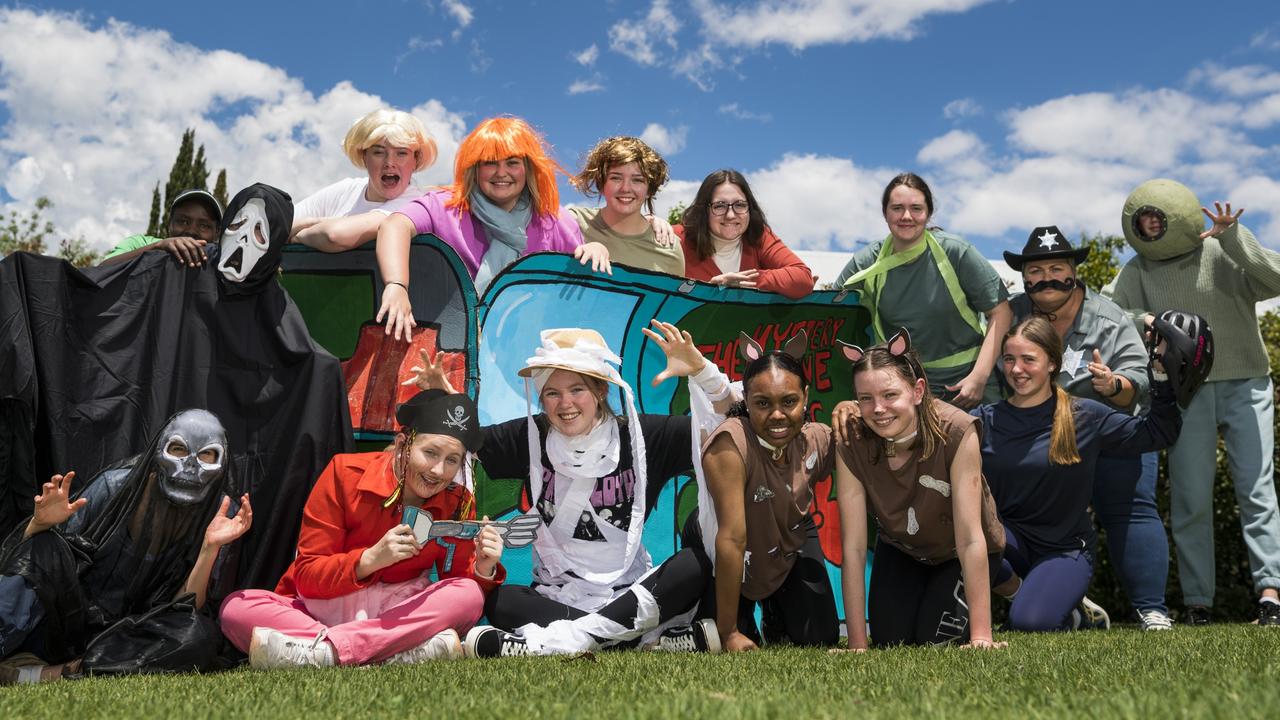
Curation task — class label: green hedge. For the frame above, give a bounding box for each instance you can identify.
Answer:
[1089,311,1280,622]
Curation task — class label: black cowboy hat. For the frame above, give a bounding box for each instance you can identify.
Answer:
[1003,225,1091,271]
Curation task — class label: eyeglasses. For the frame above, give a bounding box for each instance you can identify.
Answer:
[709,201,749,216]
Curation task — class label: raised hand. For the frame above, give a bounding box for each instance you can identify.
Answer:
[204,494,253,548]
[642,319,708,386]
[1087,349,1119,398]
[402,347,456,393]
[27,471,88,536]
[1200,201,1244,239]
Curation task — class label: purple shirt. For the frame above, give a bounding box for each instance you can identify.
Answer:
[395,189,584,280]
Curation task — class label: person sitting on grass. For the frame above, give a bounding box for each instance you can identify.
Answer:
[832,329,1005,649]
[408,321,738,657]
[0,409,251,677]
[696,330,839,652]
[217,390,504,669]
[975,315,1199,632]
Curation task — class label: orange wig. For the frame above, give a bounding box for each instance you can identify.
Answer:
[447,116,564,218]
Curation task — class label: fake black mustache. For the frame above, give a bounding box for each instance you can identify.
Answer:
[1026,277,1077,294]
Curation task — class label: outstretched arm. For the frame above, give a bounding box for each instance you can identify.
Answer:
[704,434,756,652]
[294,211,384,253]
[949,427,1003,649]
[375,213,419,342]
[833,454,870,650]
[642,319,739,413]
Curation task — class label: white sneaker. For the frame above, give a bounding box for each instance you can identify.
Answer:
[1138,609,1174,631]
[652,619,721,654]
[248,628,337,669]
[384,629,463,664]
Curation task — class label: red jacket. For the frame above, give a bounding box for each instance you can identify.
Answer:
[675,225,815,299]
[275,451,505,599]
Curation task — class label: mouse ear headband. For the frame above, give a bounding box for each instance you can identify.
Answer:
[737,329,809,364]
[836,328,915,379]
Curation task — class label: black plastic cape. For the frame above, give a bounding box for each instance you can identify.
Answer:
[0,183,353,591]
[0,410,232,663]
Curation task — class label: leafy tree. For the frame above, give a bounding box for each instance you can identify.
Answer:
[146,128,226,236]
[1074,231,1127,292]
[212,169,228,210]
[0,197,98,267]
[667,202,686,227]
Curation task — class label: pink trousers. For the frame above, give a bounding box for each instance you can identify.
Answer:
[219,576,484,665]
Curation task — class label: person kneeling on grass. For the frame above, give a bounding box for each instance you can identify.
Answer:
[409,321,738,657]
[218,390,504,669]
[0,409,251,679]
[974,315,1200,632]
[696,331,840,652]
[832,329,1005,649]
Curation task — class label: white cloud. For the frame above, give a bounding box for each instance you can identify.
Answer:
[395,36,444,73]
[608,0,680,66]
[943,97,982,119]
[568,76,606,95]
[692,0,997,50]
[718,103,772,122]
[440,0,474,28]
[0,8,467,252]
[1230,175,1280,244]
[1191,63,1280,96]
[639,123,688,156]
[1005,90,1258,167]
[574,44,599,66]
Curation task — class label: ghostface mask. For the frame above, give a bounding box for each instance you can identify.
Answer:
[153,409,228,505]
[215,183,292,295]
[218,197,270,283]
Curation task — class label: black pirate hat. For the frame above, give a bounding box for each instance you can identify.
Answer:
[1003,225,1091,271]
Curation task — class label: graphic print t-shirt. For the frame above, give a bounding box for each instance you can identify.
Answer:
[479,414,693,542]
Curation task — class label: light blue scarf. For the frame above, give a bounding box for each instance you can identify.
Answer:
[470,189,532,293]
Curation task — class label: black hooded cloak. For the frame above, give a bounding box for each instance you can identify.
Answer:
[0,183,352,591]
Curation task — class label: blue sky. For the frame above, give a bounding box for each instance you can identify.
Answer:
[2,1,1279,259]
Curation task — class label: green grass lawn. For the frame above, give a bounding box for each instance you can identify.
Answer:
[4,626,1279,719]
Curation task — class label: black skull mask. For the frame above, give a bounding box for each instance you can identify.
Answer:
[152,409,227,506]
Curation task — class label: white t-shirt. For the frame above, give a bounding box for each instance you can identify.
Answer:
[293,177,423,219]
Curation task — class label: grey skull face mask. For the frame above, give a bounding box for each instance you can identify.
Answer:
[153,409,228,505]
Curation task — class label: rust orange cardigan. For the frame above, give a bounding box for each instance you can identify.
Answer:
[674,225,815,299]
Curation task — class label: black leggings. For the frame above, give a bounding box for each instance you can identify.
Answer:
[485,546,711,641]
[688,516,839,647]
[868,540,1001,647]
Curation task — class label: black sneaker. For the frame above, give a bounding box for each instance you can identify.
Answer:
[1184,605,1211,626]
[463,626,531,658]
[1259,600,1280,627]
[653,619,721,654]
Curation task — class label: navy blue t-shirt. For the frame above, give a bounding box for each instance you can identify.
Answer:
[972,381,1181,557]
